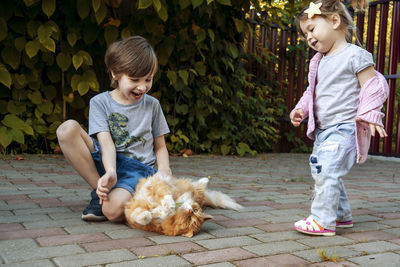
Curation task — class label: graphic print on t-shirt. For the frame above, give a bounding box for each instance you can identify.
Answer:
[108,112,146,160]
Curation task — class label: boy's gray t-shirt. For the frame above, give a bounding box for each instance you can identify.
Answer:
[88,92,170,167]
[315,44,374,129]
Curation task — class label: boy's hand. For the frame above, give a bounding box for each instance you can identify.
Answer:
[356,118,387,138]
[96,169,117,204]
[157,168,172,179]
[290,108,304,127]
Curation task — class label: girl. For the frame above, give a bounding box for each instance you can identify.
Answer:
[56,36,171,222]
[290,0,389,236]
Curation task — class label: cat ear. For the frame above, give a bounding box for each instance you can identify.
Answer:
[203,214,213,221]
[182,231,194,238]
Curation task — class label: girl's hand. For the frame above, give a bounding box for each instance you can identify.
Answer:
[96,169,117,204]
[368,123,387,138]
[356,118,388,138]
[290,108,304,127]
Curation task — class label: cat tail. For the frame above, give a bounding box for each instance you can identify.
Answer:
[204,190,243,211]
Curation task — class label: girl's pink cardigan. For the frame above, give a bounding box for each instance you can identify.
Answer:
[293,52,389,163]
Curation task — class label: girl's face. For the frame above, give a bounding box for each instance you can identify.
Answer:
[113,72,154,104]
[299,16,339,55]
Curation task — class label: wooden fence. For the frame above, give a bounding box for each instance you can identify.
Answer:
[246,0,400,156]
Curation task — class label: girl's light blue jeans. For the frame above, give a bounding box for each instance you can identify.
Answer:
[309,122,357,230]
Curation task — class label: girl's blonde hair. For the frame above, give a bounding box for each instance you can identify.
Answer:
[296,0,368,45]
[105,36,158,88]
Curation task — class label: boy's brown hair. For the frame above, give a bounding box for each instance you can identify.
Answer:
[105,36,158,88]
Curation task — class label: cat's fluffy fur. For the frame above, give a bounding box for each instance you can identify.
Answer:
[125,173,242,237]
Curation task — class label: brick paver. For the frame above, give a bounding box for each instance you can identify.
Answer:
[0,154,399,266]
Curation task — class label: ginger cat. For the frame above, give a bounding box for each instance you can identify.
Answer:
[124,173,242,237]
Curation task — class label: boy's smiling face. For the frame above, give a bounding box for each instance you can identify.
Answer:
[113,72,154,104]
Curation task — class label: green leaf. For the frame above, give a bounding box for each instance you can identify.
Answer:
[34,108,43,119]
[176,104,188,115]
[15,74,27,87]
[207,29,214,41]
[14,37,27,52]
[229,43,239,59]
[2,47,21,70]
[221,144,230,155]
[156,4,168,22]
[70,74,81,91]
[0,18,7,41]
[48,121,61,133]
[40,38,56,52]
[37,24,53,42]
[95,1,107,24]
[67,32,78,47]
[178,70,189,85]
[38,101,53,115]
[10,128,24,144]
[43,85,57,100]
[233,18,244,33]
[236,142,250,156]
[138,0,153,9]
[179,0,191,9]
[194,62,206,76]
[104,26,119,46]
[196,29,206,43]
[206,0,214,4]
[0,126,12,148]
[56,52,71,72]
[25,39,40,58]
[77,81,90,95]
[0,64,12,88]
[72,53,83,70]
[7,101,26,115]
[77,50,93,66]
[192,0,203,9]
[82,70,99,91]
[2,114,25,130]
[21,124,34,135]
[92,0,101,12]
[26,21,40,38]
[34,123,47,134]
[167,70,177,85]
[29,90,43,105]
[216,0,231,5]
[24,0,40,7]
[77,0,90,19]
[153,0,161,11]
[42,0,56,18]
[156,37,175,65]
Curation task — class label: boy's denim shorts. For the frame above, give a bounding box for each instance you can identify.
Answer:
[90,138,156,194]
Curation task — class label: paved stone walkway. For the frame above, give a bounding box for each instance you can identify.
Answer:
[1,153,400,266]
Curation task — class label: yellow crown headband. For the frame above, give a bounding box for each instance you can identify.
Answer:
[304,2,323,18]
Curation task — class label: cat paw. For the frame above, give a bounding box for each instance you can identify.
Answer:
[162,195,176,215]
[198,177,209,186]
[136,211,152,225]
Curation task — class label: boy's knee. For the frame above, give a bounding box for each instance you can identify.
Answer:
[56,120,80,141]
[102,200,125,222]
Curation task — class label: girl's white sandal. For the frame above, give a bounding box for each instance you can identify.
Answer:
[294,217,335,236]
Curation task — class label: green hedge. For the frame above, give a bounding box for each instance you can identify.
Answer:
[0,0,285,155]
